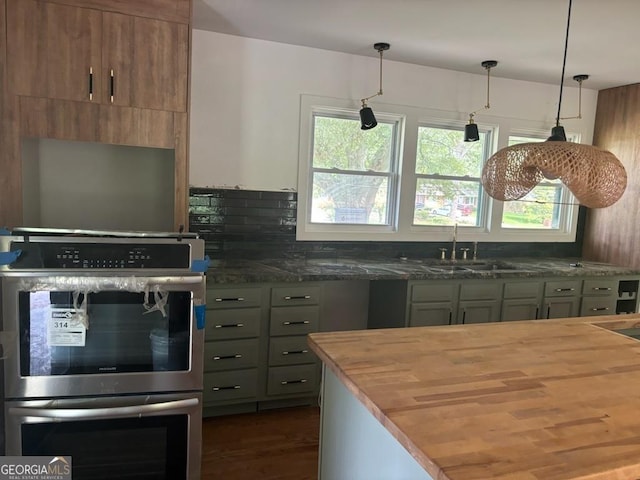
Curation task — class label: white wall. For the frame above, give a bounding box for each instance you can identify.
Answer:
[189,30,597,191]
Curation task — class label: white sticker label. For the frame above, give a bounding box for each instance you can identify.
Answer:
[48,308,86,347]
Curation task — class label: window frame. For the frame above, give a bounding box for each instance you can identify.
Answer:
[297,94,580,243]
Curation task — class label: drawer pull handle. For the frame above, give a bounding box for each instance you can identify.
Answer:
[591,307,610,311]
[213,354,242,360]
[212,385,241,391]
[283,321,310,326]
[88,67,93,100]
[109,69,115,103]
[280,379,308,385]
[214,323,244,328]
[555,288,575,292]
[593,287,612,291]
[282,350,308,355]
[283,295,311,300]
[215,297,245,302]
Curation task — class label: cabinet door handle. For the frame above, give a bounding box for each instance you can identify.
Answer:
[283,320,310,326]
[591,307,610,312]
[555,288,575,292]
[280,379,308,385]
[109,69,114,103]
[546,305,551,319]
[448,311,452,325]
[212,385,240,391]
[213,354,242,360]
[282,350,308,355]
[215,297,245,303]
[535,306,539,319]
[214,323,244,328]
[88,67,94,100]
[593,287,612,291]
[461,311,466,324]
[283,295,311,300]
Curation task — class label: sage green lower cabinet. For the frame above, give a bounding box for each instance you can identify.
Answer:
[407,280,457,327]
[203,281,372,417]
[501,281,541,322]
[405,275,639,328]
[203,286,266,416]
[458,280,501,324]
[542,280,581,319]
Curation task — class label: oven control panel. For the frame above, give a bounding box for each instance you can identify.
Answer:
[9,242,192,269]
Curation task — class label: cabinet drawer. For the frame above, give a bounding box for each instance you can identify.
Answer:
[208,287,263,309]
[269,336,316,366]
[459,281,502,301]
[204,339,260,372]
[583,279,617,296]
[503,281,540,299]
[271,286,321,306]
[267,364,318,396]
[411,282,457,303]
[544,280,581,297]
[270,306,319,336]
[409,302,453,327]
[204,369,258,403]
[580,296,617,316]
[206,308,261,340]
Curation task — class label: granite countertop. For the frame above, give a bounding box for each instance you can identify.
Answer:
[207,257,640,284]
[308,315,640,479]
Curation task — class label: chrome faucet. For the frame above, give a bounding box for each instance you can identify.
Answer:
[472,241,478,261]
[451,223,457,262]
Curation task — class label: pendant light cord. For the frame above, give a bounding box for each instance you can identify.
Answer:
[556,0,572,127]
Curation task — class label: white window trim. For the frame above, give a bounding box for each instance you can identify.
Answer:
[297,94,580,243]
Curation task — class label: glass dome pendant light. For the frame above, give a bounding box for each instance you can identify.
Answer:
[359,42,390,130]
[480,0,627,209]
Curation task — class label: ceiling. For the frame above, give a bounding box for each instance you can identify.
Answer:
[193,0,640,91]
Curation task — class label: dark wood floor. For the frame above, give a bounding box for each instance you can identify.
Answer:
[201,406,320,480]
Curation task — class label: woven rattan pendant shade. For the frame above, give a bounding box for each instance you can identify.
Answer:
[482,141,627,208]
[481,0,627,209]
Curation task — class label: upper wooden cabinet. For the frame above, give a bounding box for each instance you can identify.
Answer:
[7,0,188,112]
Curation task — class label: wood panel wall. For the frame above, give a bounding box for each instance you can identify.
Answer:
[0,0,22,228]
[583,83,640,266]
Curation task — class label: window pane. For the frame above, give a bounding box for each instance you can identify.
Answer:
[414,179,480,226]
[313,115,393,172]
[416,126,485,176]
[502,134,564,229]
[310,172,389,225]
[501,185,562,229]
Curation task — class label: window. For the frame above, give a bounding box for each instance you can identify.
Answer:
[414,125,490,227]
[501,135,569,230]
[309,113,400,226]
[297,95,580,242]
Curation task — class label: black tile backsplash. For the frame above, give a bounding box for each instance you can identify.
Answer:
[189,187,584,260]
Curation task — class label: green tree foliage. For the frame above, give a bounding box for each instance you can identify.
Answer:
[312,116,393,221]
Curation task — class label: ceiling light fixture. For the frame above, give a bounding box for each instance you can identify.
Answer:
[464,60,498,142]
[360,42,390,130]
[481,0,626,209]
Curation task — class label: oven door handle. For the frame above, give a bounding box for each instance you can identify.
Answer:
[9,398,198,420]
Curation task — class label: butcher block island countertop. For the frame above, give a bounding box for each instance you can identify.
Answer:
[308,315,640,480]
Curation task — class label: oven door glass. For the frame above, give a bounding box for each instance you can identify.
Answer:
[7,393,201,480]
[20,290,192,376]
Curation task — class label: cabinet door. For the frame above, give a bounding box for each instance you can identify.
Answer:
[459,300,501,324]
[104,12,188,111]
[409,302,453,327]
[501,299,539,322]
[543,297,580,319]
[7,0,102,102]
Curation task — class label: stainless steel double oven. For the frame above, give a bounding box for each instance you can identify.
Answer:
[0,228,208,480]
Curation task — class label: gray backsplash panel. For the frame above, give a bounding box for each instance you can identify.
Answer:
[189,188,585,260]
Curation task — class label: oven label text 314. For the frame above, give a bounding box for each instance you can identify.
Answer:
[48,308,87,347]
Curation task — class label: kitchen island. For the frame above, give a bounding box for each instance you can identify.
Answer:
[308,315,640,480]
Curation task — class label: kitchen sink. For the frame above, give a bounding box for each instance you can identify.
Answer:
[431,262,520,273]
